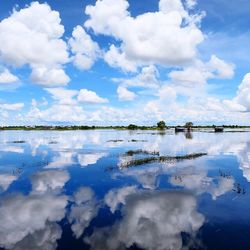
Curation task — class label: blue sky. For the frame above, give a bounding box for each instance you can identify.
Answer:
[0,0,250,126]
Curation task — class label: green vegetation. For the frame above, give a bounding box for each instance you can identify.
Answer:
[107,140,124,142]
[8,140,26,144]
[124,149,160,156]
[120,153,207,168]
[185,122,193,131]
[0,124,250,131]
[157,120,167,130]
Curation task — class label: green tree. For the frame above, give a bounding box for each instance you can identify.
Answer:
[157,121,166,130]
[185,122,193,131]
[128,124,138,130]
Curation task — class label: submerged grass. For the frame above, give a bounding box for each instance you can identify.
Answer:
[8,140,26,144]
[120,153,207,168]
[129,139,148,142]
[107,140,124,142]
[124,149,160,156]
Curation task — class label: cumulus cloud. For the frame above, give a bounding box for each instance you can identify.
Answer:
[185,0,197,9]
[114,65,160,101]
[27,104,86,123]
[0,174,17,192]
[0,68,18,84]
[85,0,204,70]
[104,45,137,72]
[236,142,250,181]
[1,103,24,111]
[77,89,108,104]
[68,187,99,239]
[170,167,234,200]
[104,186,137,213]
[0,193,67,248]
[69,25,100,70]
[0,168,70,249]
[45,152,76,168]
[225,73,250,112]
[77,152,107,167]
[11,223,62,250]
[85,190,205,250]
[169,55,235,87]
[27,87,110,123]
[31,170,70,194]
[30,67,70,87]
[45,88,78,106]
[0,2,70,87]
[117,86,136,101]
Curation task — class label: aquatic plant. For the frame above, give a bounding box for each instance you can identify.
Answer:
[129,139,148,142]
[120,153,207,168]
[8,140,26,144]
[124,149,160,156]
[232,183,246,194]
[107,140,124,142]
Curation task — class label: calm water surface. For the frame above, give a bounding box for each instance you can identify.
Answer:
[0,129,250,250]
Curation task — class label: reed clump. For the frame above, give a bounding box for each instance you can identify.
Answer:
[120,153,207,168]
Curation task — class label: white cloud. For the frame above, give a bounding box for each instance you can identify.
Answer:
[224,73,250,112]
[85,190,205,250]
[0,193,67,248]
[207,55,235,79]
[45,88,78,106]
[117,86,136,101]
[1,103,24,111]
[85,0,204,68]
[104,45,138,72]
[77,89,108,104]
[31,170,70,194]
[104,186,137,213]
[27,87,110,123]
[77,152,107,167]
[68,187,99,239]
[114,65,160,101]
[69,25,100,70]
[0,174,17,192]
[11,223,62,250]
[115,65,160,89]
[27,104,86,123]
[159,0,186,15]
[170,167,234,200]
[185,0,197,9]
[30,66,70,87]
[169,55,235,87]
[0,2,70,87]
[0,68,18,84]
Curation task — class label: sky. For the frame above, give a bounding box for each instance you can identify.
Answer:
[0,0,250,126]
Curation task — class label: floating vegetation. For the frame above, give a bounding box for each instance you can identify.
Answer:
[12,167,23,176]
[120,153,207,168]
[219,169,231,179]
[107,140,124,142]
[124,149,159,156]
[8,140,26,144]
[48,141,58,144]
[173,175,183,183]
[129,139,148,142]
[232,183,246,194]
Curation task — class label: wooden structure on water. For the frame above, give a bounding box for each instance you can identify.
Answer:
[214,127,224,132]
[175,127,185,133]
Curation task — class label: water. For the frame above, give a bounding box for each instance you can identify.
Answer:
[0,129,250,250]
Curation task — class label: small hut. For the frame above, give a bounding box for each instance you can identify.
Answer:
[214,127,224,133]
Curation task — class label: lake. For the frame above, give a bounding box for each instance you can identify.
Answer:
[0,129,250,250]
